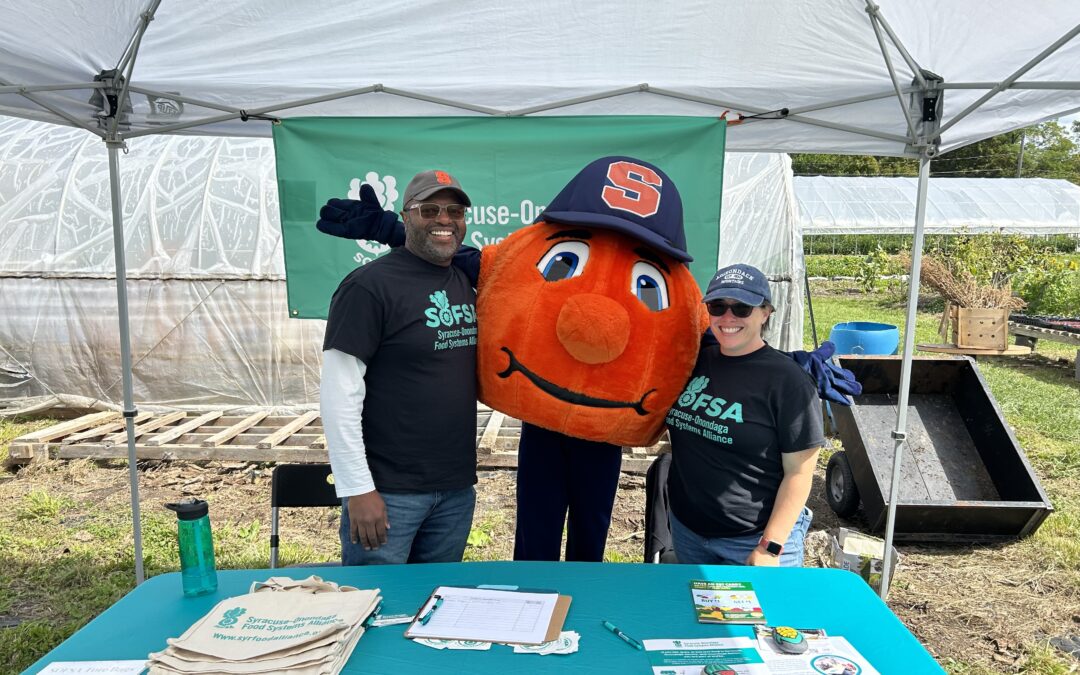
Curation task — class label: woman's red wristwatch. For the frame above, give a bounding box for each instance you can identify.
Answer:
[757,536,783,556]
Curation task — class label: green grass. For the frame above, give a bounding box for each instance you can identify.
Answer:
[1,289,1077,671]
[806,289,1080,672]
[0,417,54,464]
[462,514,505,562]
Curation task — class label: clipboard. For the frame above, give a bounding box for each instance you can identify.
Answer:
[404,585,572,644]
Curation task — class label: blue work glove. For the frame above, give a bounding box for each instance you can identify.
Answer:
[789,341,862,406]
[317,183,406,246]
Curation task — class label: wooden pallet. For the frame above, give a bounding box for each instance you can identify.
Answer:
[8,407,668,473]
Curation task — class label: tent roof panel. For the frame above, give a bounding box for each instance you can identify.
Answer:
[1,1,1079,154]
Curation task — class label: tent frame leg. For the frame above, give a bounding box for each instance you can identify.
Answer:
[879,152,931,599]
[107,139,146,586]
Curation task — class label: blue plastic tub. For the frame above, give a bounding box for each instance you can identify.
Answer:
[828,322,900,355]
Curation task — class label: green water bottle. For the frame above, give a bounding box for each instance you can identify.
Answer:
[165,499,218,597]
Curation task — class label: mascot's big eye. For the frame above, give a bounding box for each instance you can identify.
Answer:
[631,261,669,311]
[536,241,590,281]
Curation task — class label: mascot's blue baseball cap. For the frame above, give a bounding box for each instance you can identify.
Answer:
[536,156,692,263]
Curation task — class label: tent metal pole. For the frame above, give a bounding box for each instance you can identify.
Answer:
[127,85,244,114]
[880,152,931,600]
[866,10,919,143]
[106,138,146,586]
[122,85,381,139]
[378,86,503,115]
[114,0,163,78]
[506,86,646,116]
[943,81,1080,90]
[0,82,105,95]
[119,81,910,144]
[937,23,1080,137]
[784,89,908,117]
[109,1,162,139]
[16,91,105,137]
[864,1,928,90]
[646,87,911,144]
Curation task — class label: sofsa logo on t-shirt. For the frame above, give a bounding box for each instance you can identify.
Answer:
[425,290,478,353]
[667,376,743,445]
[674,376,743,422]
[424,290,477,328]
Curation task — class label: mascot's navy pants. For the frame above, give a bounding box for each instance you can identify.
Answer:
[513,423,623,562]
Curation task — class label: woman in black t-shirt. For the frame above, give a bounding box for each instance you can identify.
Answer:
[664,264,825,567]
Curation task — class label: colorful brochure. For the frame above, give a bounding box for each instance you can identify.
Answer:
[690,580,766,624]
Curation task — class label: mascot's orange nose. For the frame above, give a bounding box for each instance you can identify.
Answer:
[555,294,631,364]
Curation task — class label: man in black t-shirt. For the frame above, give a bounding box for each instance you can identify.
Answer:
[321,169,479,565]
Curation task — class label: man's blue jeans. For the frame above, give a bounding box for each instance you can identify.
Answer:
[339,486,476,565]
[669,507,813,567]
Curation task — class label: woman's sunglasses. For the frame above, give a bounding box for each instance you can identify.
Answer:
[706,301,756,318]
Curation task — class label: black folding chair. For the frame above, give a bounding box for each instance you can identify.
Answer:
[269,463,340,568]
[644,451,678,564]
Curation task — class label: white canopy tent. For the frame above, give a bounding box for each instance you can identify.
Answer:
[0,117,803,408]
[796,176,1080,235]
[2,0,1080,593]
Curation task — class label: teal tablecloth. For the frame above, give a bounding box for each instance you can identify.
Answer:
[25,561,942,674]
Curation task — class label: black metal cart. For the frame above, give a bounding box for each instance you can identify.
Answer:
[826,355,1053,542]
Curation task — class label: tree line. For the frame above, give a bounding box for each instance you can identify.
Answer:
[791,121,1080,184]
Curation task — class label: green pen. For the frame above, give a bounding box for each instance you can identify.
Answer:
[602,619,645,650]
[418,595,443,625]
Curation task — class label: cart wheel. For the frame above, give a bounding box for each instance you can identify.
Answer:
[826,451,860,517]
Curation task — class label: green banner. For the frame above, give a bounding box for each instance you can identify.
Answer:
[273,117,725,319]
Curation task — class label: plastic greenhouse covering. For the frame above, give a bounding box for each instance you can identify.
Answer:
[796,176,1080,235]
[0,117,802,411]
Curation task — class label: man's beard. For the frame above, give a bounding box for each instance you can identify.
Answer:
[405,225,463,265]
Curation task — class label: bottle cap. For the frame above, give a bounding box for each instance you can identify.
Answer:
[165,499,209,520]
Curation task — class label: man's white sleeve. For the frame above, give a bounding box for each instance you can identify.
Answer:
[321,349,376,497]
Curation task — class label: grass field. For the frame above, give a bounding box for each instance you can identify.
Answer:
[0,283,1078,673]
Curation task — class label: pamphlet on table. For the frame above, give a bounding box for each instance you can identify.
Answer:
[644,636,768,674]
[752,626,881,674]
[690,580,766,624]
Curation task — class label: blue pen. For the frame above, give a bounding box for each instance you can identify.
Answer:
[602,620,644,650]
[418,595,443,626]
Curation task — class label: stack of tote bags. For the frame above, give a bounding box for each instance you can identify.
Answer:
[147,576,381,675]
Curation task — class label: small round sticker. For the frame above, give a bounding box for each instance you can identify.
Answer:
[810,654,862,675]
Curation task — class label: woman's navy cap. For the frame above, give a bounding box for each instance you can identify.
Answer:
[702,263,772,306]
[536,156,693,263]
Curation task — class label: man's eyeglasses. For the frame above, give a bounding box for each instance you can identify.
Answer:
[407,203,468,221]
[706,301,756,318]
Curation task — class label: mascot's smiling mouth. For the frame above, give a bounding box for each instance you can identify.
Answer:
[496,347,653,416]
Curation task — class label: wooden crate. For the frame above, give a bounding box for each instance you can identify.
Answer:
[943,304,1009,350]
[8,407,668,474]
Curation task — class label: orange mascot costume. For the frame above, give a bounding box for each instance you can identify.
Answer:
[319,156,706,561]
